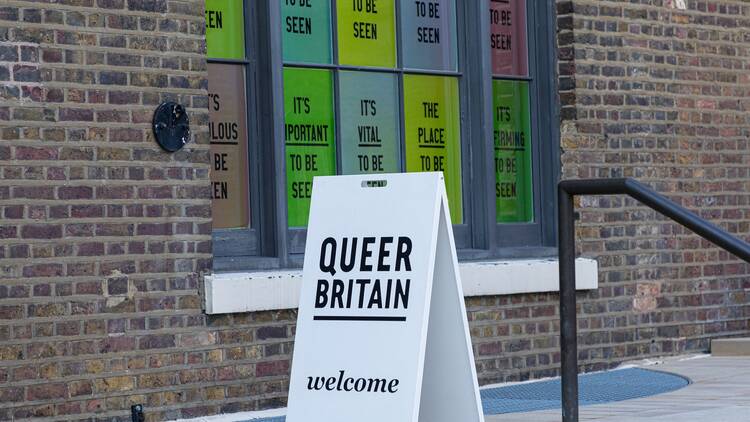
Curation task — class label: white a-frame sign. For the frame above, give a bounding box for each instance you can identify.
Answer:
[287,172,484,422]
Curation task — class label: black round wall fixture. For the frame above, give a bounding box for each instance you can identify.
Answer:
[152,102,190,152]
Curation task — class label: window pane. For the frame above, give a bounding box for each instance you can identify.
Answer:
[339,71,400,174]
[205,0,245,60]
[493,79,533,222]
[403,74,463,224]
[490,0,528,77]
[283,68,337,227]
[282,0,333,64]
[337,0,396,67]
[209,63,250,229]
[400,0,458,71]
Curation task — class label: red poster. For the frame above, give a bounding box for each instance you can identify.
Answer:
[490,0,528,77]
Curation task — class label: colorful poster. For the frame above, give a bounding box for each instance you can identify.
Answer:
[400,0,458,71]
[282,0,332,64]
[493,80,533,222]
[283,68,337,227]
[339,71,400,174]
[209,63,250,229]
[403,75,463,224]
[490,0,528,76]
[337,0,396,67]
[205,0,245,60]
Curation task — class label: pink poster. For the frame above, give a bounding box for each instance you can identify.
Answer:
[490,0,528,77]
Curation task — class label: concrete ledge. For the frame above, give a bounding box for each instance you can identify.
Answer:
[711,338,750,356]
[204,258,598,314]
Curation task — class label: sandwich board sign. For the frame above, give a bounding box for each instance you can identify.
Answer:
[287,172,484,422]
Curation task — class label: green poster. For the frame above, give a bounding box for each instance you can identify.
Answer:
[205,0,245,60]
[282,0,332,64]
[339,71,400,174]
[284,68,337,227]
[493,80,533,223]
[403,74,463,224]
[337,0,396,67]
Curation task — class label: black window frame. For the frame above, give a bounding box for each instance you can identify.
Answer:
[208,2,264,263]
[212,0,560,271]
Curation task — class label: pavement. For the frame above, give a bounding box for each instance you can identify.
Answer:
[486,355,750,422]
[173,354,750,422]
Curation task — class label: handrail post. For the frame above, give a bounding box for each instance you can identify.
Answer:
[557,177,750,422]
[558,184,578,422]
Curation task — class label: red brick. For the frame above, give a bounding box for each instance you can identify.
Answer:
[99,336,136,354]
[95,223,133,236]
[74,281,102,295]
[255,360,289,378]
[138,334,175,350]
[0,387,24,402]
[68,380,93,397]
[70,340,98,356]
[49,205,69,218]
[108,90,138,104]
[77,242,104,256]
[65,223,94,237]
[256,326,287,340]
[100,260,136,275]
[138,185,172,199]
[8,285,29,298]
[12,186,54,199]
[55,321,80,336]
[26,383,67,401]
[66,260,94,275]
[137,223,172,236]
[106,318,127,333]
[13,64,40,82]
[46,167,66,180]
[56,401,82,415]
[0,225,17,238]
[33,283,51,296]
[0,305,24,320]
[137,297,175,312]
[58,186,93,200]
[95,185,134,199]
[71,205,104,218]
[11,365,37,381]
[21,224,62,239]
[140,259,173,273]
[14,146,57,160]
[23,263,64,278]
[111,127,143,141]
[59,107,93,121]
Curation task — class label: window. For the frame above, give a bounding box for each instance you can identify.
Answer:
[490,0,559,249]
[279,0,465,246]
[210,0,559,270]
[492,0,531,224]
[206,0,261,261]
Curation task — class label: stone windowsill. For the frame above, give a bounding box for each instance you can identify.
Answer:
[203,258,598,314]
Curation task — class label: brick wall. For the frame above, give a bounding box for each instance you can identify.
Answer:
[469,0,750,386]
[2,0,750,421]
[552,0,750,370]
[0,1,296,420]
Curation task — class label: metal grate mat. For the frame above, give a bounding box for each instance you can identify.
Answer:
[238,367,689,420]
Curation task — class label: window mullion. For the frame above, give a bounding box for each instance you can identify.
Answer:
[464,0,496,251]
[257,0,289,263]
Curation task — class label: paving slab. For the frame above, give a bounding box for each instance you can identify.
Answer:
[711,338,750,356]
[173,355,749,422]
[486,355,750,422]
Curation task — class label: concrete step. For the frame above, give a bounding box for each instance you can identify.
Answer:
[711,338,750,356]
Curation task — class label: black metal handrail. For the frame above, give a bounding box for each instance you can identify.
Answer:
[557,178,750,422]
